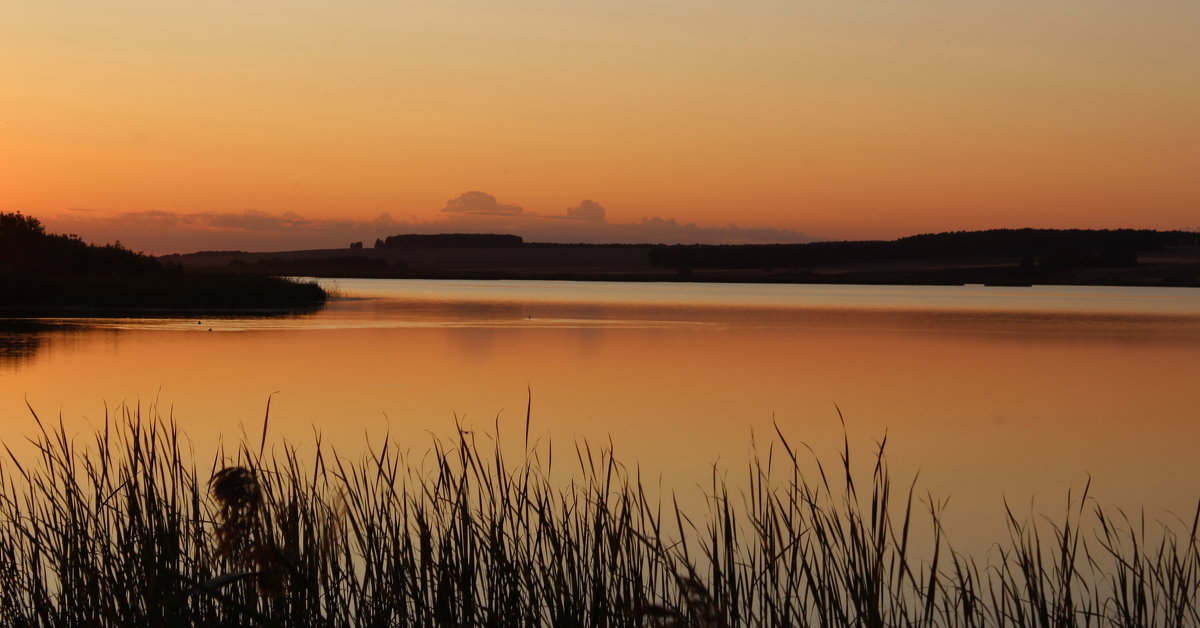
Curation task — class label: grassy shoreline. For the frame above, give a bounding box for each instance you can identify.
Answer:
[1,407,1197,627]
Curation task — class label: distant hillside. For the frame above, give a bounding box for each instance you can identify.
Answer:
[162,227,1200,287]
[0,212,327,312]
[649,229,1200,270]
[380,233,524,248]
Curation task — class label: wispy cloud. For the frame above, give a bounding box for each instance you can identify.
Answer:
[42,192,817,254]
[205,209,313,231]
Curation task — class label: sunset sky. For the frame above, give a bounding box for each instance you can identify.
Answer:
[3,1,1198,253]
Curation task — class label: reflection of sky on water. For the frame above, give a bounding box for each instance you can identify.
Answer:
[3,280,1200,556]
[0,324,45,368]
[326,279,1200,315]
[15,280,1200,341]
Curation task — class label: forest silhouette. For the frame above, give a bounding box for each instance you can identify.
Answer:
[0,212,326,312]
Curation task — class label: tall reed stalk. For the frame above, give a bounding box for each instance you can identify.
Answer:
[0,403,1196,627]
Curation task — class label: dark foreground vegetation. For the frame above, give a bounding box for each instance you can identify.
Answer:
[0,212,326,312]
[1,407,1196,627]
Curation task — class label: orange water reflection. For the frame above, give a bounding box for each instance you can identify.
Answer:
[2,280,1199,553]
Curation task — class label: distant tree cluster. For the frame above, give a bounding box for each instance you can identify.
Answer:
[648,228,1198,270]
[380,233,524,248]
[0,211,326,310]
[0,212,162,275]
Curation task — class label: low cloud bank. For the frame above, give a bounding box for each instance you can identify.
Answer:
[564,200,606,221]
[43,192,816,254]
[441,191,524,217]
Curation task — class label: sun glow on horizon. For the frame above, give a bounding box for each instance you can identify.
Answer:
[3,1,1198,251]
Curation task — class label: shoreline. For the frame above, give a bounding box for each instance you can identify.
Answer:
[161,240,1200,289]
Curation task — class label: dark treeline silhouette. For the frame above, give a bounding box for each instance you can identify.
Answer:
[0,212,326,311]
[649,228,1200,270]
[163,227,1200,286]
[381,233,524,248]
[1,212,162,275]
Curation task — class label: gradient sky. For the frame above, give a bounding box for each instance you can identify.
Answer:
[3,1,1198,252]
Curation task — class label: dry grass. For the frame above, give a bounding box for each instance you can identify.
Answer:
[0,403,1197,627]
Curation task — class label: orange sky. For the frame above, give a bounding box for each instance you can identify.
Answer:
[3,1,1198,252]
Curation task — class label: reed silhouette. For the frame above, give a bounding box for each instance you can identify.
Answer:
[0,402,1196,626]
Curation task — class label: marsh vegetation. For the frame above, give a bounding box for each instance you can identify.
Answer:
[1,404,1197,627]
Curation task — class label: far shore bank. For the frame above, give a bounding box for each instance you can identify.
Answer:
[162,242,1200,288]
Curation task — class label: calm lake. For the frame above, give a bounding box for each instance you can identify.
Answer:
[3,279,1200,553]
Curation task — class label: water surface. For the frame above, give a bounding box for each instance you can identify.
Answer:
[3,280,1199,553]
